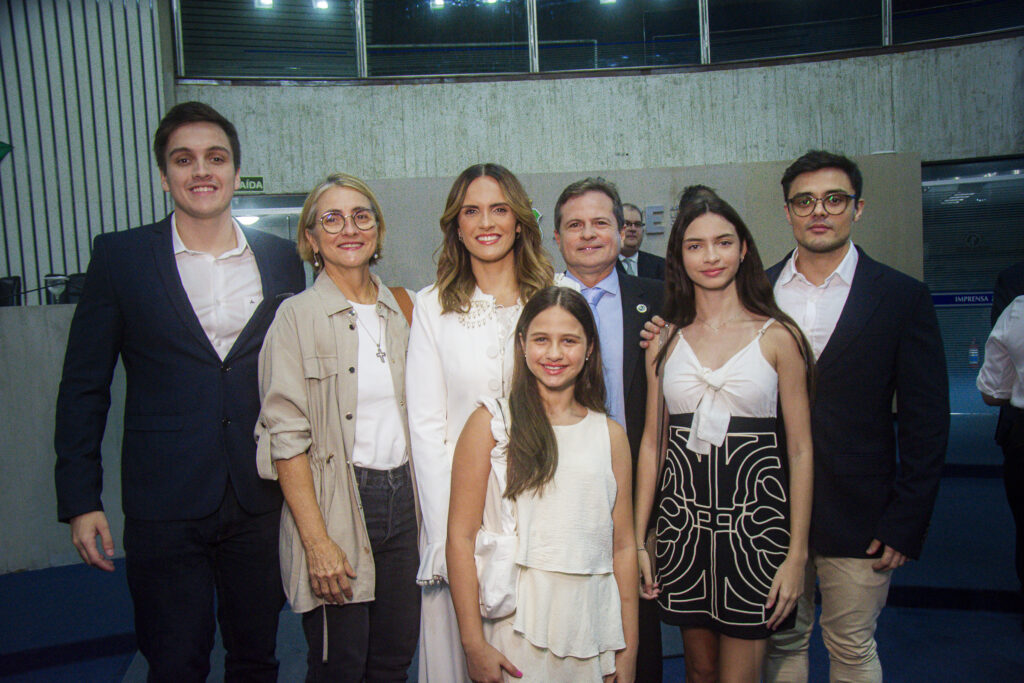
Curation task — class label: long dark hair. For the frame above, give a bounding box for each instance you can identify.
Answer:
[657,185,815,392]
[505,286,606,500]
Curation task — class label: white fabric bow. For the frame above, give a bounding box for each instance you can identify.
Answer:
[686,367,731,455]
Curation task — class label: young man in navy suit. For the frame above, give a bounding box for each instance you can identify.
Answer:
[764,151,948,683]
[553,177,663,682]
[54,102,306,682]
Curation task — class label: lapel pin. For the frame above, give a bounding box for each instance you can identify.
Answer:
[636,303,648,314]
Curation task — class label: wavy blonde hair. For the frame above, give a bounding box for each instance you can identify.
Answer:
[435,163,553,313]
[296,173,387,271]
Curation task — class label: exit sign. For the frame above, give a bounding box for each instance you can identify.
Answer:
[238,176,264,194]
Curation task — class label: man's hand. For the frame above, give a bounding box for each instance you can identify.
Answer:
[70,511,116,572]
[638,315,667,349]
[866,539,908,571]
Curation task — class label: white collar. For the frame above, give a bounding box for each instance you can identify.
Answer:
[171,214,249,258]
[779,242,859,287]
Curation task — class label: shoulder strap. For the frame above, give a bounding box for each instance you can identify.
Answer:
[389,286,414,325]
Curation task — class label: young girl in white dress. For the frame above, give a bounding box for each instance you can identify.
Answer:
[447,286,639,682]
[634,186,815,683]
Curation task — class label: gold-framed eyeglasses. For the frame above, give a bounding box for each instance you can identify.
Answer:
[319,209,376,233]
[786,192,857,217]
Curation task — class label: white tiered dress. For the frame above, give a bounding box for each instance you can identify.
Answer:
[479,397,625,682]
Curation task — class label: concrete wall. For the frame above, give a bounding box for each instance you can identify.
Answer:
[0,305,125,572]
[363,152,923,292]
[177,36,1023,194]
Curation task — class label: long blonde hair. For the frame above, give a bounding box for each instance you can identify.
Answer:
[435,163,553,313]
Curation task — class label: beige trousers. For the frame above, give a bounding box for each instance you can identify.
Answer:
[765,554,892,683]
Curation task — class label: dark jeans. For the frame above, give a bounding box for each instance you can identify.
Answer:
[302,462,420,683]
[999,407,1024,591]
[124,484,285,683]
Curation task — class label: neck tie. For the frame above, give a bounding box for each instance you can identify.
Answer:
[623,257,636,276]
[582,286,605,327]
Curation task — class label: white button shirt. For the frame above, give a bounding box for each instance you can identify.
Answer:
[977,295,1024,409]
[773,244,859,359]
[172,215,263,360]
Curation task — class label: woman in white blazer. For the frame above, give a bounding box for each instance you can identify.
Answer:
[407,163,553,681]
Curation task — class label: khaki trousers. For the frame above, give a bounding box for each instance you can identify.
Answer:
[765,554,892,683]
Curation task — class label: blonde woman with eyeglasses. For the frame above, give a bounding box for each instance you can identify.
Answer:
[256,173,420,680]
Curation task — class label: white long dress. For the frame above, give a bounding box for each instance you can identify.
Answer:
[480,398,625,682]
[407,285,521,682]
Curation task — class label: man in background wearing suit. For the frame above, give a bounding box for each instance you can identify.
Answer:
[553,178,664,682]
[764,150,948,683]
[617,202,666,280]
[54,102,306,682]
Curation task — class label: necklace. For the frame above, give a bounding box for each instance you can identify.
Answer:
[350,307,387,362]
[695,311,746,333]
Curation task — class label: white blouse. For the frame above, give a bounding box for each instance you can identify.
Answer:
[406,284,521,584]
[663,320,777,455]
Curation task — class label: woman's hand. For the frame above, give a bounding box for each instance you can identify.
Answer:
[305,537,357,604]
[606,647,637,682]
[765,555,804,630]
[464,640,521,682]
[637,548,661,600]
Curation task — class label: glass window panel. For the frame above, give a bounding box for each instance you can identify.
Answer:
[367,1,529,77]
[179,0,358,78]
[709,0,881,63]
[921,158,1024,465]
[894,0,1024,44]
[536,1,699,72]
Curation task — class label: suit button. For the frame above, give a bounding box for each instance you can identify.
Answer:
[488,379,500,391]
[348,366,355,373]
[222,418,231,426]
[345,412,353,420]
[221,365,231,373]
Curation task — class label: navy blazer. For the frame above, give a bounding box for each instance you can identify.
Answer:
[767,247,948,559]
[55,216,306,522]
[619,273,665,466]
[616,250,666,281]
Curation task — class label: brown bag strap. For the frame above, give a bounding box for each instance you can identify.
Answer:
[389,286,414,326]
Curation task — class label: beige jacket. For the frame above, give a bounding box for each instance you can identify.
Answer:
[256,272,418,613]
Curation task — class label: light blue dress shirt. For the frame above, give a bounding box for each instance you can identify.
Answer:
[564,269,626,429]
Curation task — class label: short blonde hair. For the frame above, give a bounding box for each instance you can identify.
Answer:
[296,173,387,270]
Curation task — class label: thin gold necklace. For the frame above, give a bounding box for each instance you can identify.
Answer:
[695,311,746,333]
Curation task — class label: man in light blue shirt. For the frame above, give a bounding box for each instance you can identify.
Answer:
[552,177,664,683]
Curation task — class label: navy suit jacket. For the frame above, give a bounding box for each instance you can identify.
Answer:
[767,247,948,559]
[617,250,666,281]
[618,273,665,467]
[55,216,306,522]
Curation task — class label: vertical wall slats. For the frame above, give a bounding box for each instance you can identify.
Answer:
[0,0,165,304]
